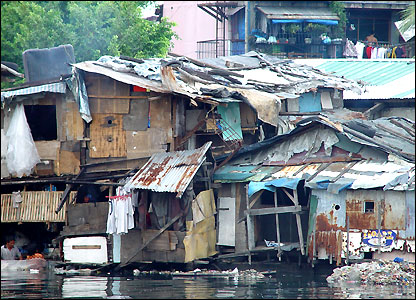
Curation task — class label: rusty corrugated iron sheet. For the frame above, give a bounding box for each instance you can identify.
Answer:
[124,142,212,198]
[1,191,75,223]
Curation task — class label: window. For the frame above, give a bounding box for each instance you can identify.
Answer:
[24,105,57,141]
[364,201,375,213]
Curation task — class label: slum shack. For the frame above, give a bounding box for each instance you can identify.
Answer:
[213,110,415,265]
[2,46,366,265]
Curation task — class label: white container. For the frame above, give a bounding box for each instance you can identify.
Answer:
[63,236,108,264]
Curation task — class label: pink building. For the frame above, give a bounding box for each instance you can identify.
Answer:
[163,1,235,59]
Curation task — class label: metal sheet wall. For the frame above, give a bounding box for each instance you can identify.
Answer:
[1,191,75,222]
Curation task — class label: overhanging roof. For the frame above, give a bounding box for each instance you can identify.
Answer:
[124,142,212,198]
[257,6,340,21]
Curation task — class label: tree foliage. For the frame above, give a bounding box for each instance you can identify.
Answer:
[1,1,177,73]
[399,4,415,33]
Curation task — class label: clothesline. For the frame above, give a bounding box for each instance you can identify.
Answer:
[106,194,132,199]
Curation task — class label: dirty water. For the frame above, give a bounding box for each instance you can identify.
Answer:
[1,261,414,299]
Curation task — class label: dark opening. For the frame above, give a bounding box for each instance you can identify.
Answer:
[364,201,375,213]
[334,204,340,211]
[24,105,57,140]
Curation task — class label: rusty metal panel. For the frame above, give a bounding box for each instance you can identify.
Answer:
[383,191,406,231]
[125,142,212,198]
[405,191,415,240]
[1,191,75,222]
[346,189,381,230]
[313,189,346,231]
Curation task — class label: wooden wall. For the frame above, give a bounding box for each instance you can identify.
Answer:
[84,73,174,170]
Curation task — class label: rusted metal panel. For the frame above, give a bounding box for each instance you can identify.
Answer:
[1,191,75,222]
[405,191,415,240]
[345,190,406,230]
[125,142,212,198]
[346,190,381,229]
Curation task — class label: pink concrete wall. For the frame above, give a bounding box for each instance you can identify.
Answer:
[163,1,224,58]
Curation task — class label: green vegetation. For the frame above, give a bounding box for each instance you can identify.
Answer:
[1,1,178,74]
[399,4,415,33]
[329,1,347,38]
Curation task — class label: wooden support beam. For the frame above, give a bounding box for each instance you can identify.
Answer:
[293,189,305,256]
[55,167,86,214]
[245,184,254,265]
[330,160,359,183]
[306,163,331,182]
[273,192,282,260]
[115,213,183,271]
[249,190,264,209]
[363,102,384,118]
[282,188,295,204]
[245,205,301,216]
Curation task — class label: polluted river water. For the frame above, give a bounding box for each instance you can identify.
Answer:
[1,260,415,299]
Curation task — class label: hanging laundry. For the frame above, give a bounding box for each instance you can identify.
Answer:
[344,39,358,58]
[106,187,135,235]
[355,41,365,59]
[366,46,373,59]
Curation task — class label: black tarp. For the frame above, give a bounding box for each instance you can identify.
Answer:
[22,44,75,83]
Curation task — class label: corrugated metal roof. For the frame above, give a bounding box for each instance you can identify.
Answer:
[124,142,212,197]
[1,191,75,223]
[1,81,67,103]
[316,60,414,86]
[295,59,415,100]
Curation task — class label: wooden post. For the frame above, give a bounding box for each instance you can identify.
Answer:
[377,198,382,255]
[293,189,305,255]
[346,215,350,265]
[273,191,282,261]
[245,184,254,265]
[312,229,316,268]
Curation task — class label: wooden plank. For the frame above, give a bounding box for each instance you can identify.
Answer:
[294,190,304,255]
[88,95,148,99]
[246,205,301,216]
[72,245,101,250]
[34,141,60,160]
[58,150,80,175]
[282,188,295,204]
[89,114,127,158]
[245,184,254,265]
[89,98,130,114]
[126,128,167,159]
[249,190,264,209]
[273,191,282,259]
[64,101,84,140]
[115,213,183,270]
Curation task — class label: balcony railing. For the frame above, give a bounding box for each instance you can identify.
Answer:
[197,39,245,59]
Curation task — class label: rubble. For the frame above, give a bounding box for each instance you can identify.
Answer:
[326,260,415,286]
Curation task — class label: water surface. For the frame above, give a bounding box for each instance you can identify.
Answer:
[1,261,414,299]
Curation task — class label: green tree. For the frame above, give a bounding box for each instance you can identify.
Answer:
[399,4,415,33]
[1,1,177,74]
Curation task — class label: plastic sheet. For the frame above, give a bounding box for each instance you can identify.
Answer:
[6,104,41,177]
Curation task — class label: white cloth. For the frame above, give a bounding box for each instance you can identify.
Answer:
[371,47,378,59]
[106,199,116,234]
[377,47,387,59]
[106,187,135,235]
[355,41,365,59]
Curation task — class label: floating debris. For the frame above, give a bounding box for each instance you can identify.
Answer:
[132,268,272,280]
[327,260,415,286]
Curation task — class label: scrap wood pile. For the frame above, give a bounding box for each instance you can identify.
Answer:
[326,260,415,286]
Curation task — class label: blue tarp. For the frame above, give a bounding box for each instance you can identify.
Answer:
[248,178,301,197]
[271,19,303,24]
[271,19,338,25]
